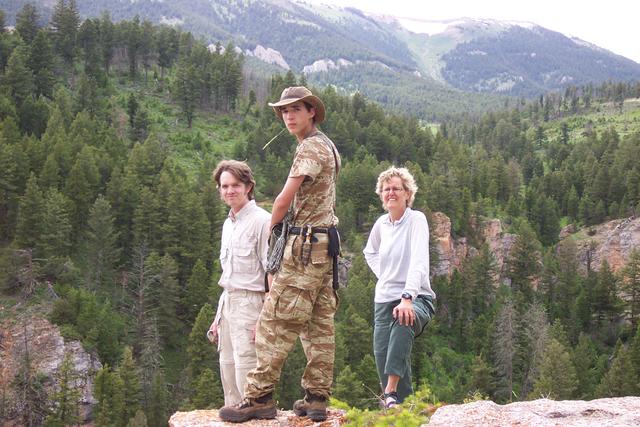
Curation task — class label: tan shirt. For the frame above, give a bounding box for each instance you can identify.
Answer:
[218,200,271,292]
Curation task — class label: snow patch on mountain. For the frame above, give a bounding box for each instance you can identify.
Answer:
[394,17,538,36]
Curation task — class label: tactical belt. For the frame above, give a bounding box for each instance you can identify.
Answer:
[287,226,341,290]
[289,226,329,236]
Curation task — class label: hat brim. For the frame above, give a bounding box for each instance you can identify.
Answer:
[268,95,325,124]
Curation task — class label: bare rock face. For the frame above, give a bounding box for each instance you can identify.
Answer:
[565,216,640,274]
[430,213,516,280]
[430,212,477,277]
[481,218,517,279]
[168,408,346,427]
[0,315,102,424]
[427,397,640,427]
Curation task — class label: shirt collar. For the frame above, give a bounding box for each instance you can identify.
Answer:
[229,199,256,222]
[383,207,411,226]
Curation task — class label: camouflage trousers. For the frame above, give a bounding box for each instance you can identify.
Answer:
[244,257,337,400]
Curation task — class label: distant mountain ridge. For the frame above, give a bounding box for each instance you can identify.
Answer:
[3,0,640,104]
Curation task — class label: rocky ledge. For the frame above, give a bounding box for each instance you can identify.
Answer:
[169,397,640,427]
[169,409,346,426]
[428,397,640,427]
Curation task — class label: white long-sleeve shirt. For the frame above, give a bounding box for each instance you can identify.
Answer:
[218,200,271,292]
[363,208,436,303]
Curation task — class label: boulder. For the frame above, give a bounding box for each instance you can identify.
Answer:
[427,397,640,427]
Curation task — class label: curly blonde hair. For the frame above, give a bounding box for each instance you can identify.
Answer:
[375,167,418,208]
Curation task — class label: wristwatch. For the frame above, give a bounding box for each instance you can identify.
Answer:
[401,292,412,301]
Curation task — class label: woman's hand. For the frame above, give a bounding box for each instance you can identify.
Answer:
[393,299,415,326]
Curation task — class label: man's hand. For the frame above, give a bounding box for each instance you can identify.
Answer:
[206,327,218,344]
[393,298,415,326]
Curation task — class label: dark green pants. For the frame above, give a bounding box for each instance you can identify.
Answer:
[373,296,434,402]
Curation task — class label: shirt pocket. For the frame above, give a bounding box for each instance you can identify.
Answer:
[232,239,258,273]
[219,244,229,266]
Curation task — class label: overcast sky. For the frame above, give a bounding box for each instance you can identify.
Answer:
[303,0,640,64]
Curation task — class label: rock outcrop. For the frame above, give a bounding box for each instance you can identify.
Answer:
[430,213,640,280]
[0,313,102,425]
[430,213,516,280]
[168,408,346,427]
[427,397,640,427]
[566,216,640,274]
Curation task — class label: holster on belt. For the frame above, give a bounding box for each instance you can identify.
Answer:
[328,226,341,290]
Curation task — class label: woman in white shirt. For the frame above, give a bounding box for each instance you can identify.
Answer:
[363,167,436,409]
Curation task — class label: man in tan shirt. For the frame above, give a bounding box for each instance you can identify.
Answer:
[208,160,270,406]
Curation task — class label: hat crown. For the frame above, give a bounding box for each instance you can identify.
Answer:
[280,86,312,102]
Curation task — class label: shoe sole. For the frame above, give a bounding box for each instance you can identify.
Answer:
[293,407,326,421]
[307,409,327,422]
[219,407,277,423]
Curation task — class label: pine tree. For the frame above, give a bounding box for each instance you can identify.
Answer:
[146,370,169,427]
[621,249,640,327]
[163,185,210,283]
[29,30,56,98]
[2,45,34,107]
[40,152,61,190]
[468,355,495,398]
[64,145,100,235]
[518,302,549,397]
[15,173,44,250]
[596,340,640,396]
[98,12,115,73]
[93,365,125,427]
[506,221,541,304]
[493,298,517,401]
[124,16,142,78]
[127,245,156,355]
[148,253,181,348]
[171,56,199,127]
[50,0,80,64]
[15,3,40,44]
[39,188,72,260]
[126,410,147,427]
[530,338,577,399]
[83,195,120,293]
[187,304,218,382]
[184,259,210,323]
[117,347,143,426]
[44,353,81,426]
[334,365,365,408]
[629,324,640,380]
[355,354,380,409]
[12,321,50,426]
[191,368,223,409]
[572,333,603,399]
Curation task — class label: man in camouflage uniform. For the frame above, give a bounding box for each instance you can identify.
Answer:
[219,86,340,423]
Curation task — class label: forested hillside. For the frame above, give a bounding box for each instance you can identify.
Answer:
[2,2,640,427]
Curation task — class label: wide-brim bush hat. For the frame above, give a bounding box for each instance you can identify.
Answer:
[268,86,325,124]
